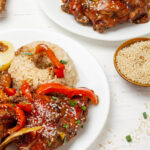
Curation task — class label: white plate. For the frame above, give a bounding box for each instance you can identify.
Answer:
[2,29,110,150]
[38,0,150,41]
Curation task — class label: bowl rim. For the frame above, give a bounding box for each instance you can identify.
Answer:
[114,37,150,87]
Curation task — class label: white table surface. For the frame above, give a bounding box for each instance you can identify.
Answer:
[1,0,150,150]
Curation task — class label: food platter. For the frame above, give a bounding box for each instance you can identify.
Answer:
[0,29,110,150]
[38,0,150,41]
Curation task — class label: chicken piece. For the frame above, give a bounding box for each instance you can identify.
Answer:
[62,0,150,33]
[0,88,7,102]
[15,94,88,150]
[0,0,6,13]
[62,0,90,24]
[0,71,11,88]
[0,71,12,102]
[126,0,150,23]
[0,106,16,143]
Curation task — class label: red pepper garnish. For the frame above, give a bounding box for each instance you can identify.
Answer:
[4,88,16,96]
[53,67,65,78]
[17,103,32,113]
[21,81,32,101]
[36,83,99,105]
[0,104,26,135]
[36,44,65,78]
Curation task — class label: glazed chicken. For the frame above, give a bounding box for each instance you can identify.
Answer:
[0,71,12,102]
[0,0,6,13]
[62,0,150,33]
[0,106,16,143]
[0,70,98,150]
[15,94,89,150]
[0,71,18,143]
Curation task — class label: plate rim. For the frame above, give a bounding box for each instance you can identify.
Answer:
[38,0,150,41]
[0,28,110,150]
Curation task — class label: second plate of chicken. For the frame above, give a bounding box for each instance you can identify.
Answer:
[38,0,150,41]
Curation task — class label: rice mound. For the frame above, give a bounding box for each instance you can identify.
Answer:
[8,41,78,90]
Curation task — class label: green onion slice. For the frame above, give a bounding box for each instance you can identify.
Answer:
[69,100,77,107]
[52,96,58,100]
[60,60,67,64]
[81,106,86,111]
[126,135,132,142]
[20,52,33,56]
[143,112,147,119]
[63,124,69,129]
[75,120,81,124]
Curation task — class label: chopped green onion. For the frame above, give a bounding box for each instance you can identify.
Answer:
[20,52,33,56]
[143,112,147,119]
[12,104,16,107]
[64,137,66,143]
[52,96,58,100]
[75,120,81,124]
[81,106,86,111]
[63,124,69,129]
[60,60,67,65]
[81,125,84,128]
[69,100,77,107]
[126,135,132,142]
[47,141,51,147]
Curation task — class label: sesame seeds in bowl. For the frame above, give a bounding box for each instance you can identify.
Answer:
[114,37,150,86]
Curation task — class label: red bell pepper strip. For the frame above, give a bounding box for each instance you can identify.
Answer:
[17,103,32,114]
[69,87,99,105]
[53,67,65,78]
[36,83,70,96]
[4,88,16,96]
[36,44,65,78]
[21,81,32,102]
[0,104,26,135]
[36,83,99,105]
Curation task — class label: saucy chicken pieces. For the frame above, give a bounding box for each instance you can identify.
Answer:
[0,106,16,143]
[0,71,12,102]
[0,71,98,150]
[62,0,150,33]
[15,94,89,150]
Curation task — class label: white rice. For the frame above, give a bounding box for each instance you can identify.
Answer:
[8,41,78,90]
